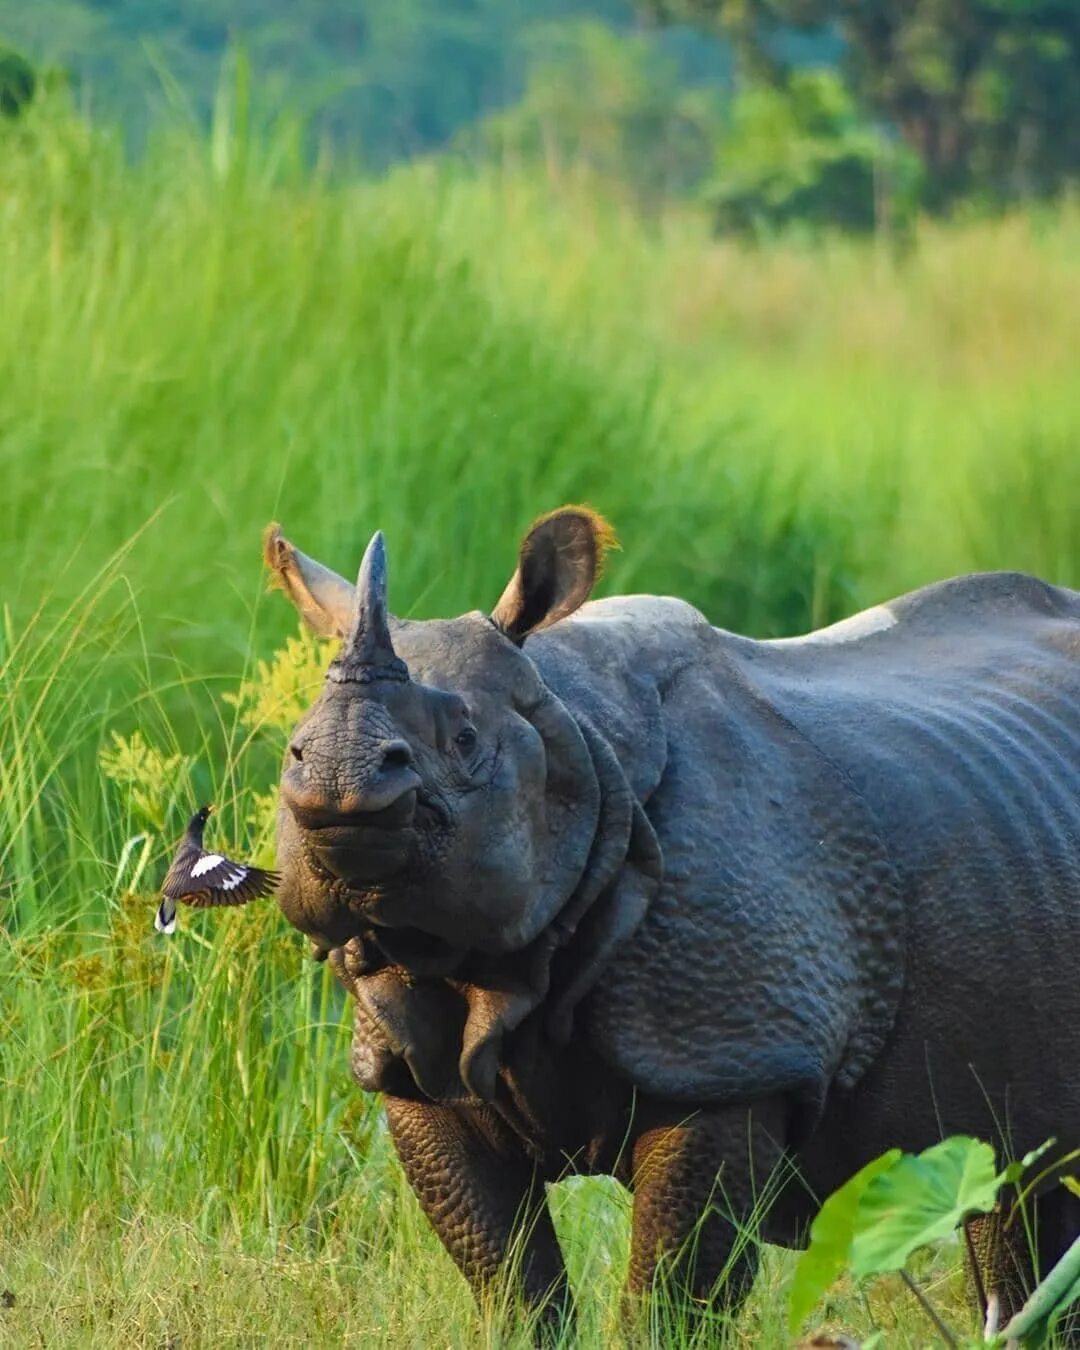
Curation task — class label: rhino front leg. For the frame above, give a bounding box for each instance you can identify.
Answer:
[627,1096,788,1327]
[383,1095,571,1327]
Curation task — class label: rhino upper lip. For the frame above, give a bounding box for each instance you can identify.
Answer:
[294,789,418,833]
[293,786,451,833]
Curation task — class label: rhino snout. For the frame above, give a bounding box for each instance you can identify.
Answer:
[284,734,421,818]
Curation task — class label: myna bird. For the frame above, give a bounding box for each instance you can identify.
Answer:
[155,804,279,934]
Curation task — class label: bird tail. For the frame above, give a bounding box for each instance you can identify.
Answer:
[154,899,177,935]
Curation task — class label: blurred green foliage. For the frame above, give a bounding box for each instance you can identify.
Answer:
[0,0,899,232]
[460,20,723,210]
[0,43,34,117]
[0,0,674,165]
[7,0,1077,221]
[710,71,923,236]
[457,25,915,235]
[642,0,1080,208]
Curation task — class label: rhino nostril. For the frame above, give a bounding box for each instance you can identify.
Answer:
[381,740,413,771]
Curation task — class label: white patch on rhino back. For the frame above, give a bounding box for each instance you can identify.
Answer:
[567,595,708,631]
[767,604,898,647]
[567,593,898,650]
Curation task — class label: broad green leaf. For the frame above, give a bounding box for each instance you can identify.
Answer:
[788,1149,901,1333]
[850,1137,1001,1279]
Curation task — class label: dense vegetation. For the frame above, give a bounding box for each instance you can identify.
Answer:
[1,76,1079,1347]
[0,0,706,164]
[652,0,1080,207]
[4,0,1080,223]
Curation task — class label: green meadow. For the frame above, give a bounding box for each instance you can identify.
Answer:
[1,98,1078,1346]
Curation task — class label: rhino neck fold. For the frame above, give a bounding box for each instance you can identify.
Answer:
[542,714,662,1043]
[341,709,663,1105]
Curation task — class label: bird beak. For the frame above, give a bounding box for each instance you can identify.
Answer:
[207,803,216,814]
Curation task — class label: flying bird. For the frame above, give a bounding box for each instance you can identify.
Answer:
[155,804,279,934]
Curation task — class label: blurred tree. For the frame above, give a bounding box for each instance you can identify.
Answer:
[710,69,921,235]
[462,21,722,208]
[0,45,35,117]
[639,0,1080,206]
[0,0,641,163]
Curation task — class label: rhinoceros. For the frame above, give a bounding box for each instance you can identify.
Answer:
[263,506,1080,1331]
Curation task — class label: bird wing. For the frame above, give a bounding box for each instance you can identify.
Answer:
[188,861,279,908]
[163,850,279,908]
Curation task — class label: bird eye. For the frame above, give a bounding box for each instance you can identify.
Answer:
[289,742,303,763]
[455,726,477,755]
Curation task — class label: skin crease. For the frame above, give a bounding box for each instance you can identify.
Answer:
[264,510,1080,1338]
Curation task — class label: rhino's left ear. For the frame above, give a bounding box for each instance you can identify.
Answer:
[491,506,617,646]
[263,524,354,638]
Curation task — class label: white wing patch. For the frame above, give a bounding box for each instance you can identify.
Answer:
[191,853,225,877]
[220,869,248,891]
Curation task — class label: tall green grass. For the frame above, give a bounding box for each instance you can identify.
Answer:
[1,92,1077,1345]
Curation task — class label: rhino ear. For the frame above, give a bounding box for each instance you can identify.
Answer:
[491,506,617,645]
[263,524,354,638]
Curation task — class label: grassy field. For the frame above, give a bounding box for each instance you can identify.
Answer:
[2,95,1079,1346]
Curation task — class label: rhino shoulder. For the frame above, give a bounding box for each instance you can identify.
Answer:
[528,595,715,805]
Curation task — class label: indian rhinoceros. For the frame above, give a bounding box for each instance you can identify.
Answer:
[263,506,1080,1332]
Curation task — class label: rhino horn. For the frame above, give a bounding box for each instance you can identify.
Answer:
[341,530,409,680]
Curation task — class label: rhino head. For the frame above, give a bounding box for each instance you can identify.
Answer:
[264,508,619,974]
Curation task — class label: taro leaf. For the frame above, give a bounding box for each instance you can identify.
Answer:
[788,1149,901,1333]
[850,1136,1001,1279]
[998,1232,1080,1349]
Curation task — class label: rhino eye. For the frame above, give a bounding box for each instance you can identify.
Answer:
[289,742,303,763]
[455,726,478,755]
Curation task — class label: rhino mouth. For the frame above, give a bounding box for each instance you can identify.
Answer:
[311,835,415,887]
[301,791,417,884]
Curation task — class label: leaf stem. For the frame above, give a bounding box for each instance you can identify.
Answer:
[899,1269,959,1348]
[964,1219,989,1323]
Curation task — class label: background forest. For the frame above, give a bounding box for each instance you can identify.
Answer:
[3,0,1080,225]
[1,2,1079,1347]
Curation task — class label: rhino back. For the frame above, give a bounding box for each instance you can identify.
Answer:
[741,571,1080,932]
[737,572,1080,1132]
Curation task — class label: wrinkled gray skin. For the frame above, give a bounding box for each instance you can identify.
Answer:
[264,508,1080,1333]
